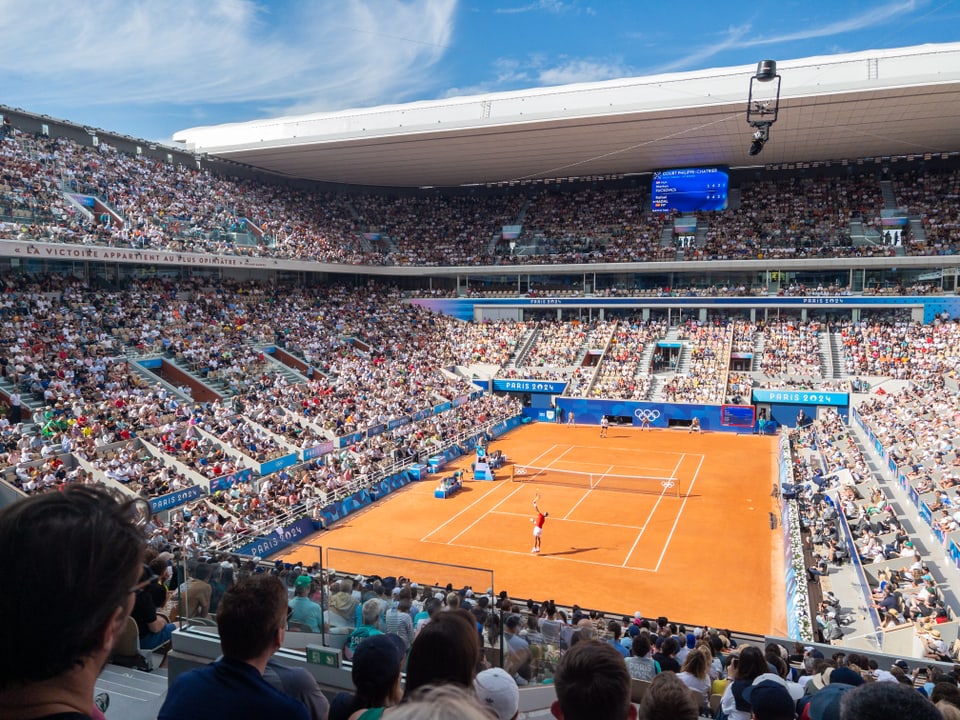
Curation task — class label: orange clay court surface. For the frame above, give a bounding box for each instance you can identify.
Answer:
[280,423,785,636]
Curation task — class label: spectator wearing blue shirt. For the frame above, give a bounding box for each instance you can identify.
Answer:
[288,574,324,632]
[159,575,309,720]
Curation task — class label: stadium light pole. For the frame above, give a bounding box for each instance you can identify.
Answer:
[746,60,781,156]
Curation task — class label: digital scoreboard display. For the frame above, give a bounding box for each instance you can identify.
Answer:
[652,167,729,213]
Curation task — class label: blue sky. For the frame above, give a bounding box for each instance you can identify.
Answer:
[1,0,957,143]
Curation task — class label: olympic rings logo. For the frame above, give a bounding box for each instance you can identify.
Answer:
[515,466,527,476]
[634,409,661,422]
[661,480,676,489]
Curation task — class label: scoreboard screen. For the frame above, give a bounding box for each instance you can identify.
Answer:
[721,404,755,428]
[652,167,729,213]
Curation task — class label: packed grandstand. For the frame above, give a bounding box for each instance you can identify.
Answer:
[4,67,960,713]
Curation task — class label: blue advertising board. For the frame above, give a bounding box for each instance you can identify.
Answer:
[388,416,411,431]
[303,440,334,461]
[259,452,298,477]
[556,398,726,432]
[337,431,364,449]
[493,379,568,394]
[234,517,320,559]
[751,389,849,406]
[209,467,253,493]
[149,485,202,513]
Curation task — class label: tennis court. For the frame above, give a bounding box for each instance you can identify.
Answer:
[280,422,785,635]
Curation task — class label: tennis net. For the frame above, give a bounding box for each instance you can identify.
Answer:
[509,463,682,497]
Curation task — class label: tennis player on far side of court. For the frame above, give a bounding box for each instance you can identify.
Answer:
[531,493,548,554]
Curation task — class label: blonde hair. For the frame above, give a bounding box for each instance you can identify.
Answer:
[937,701,960,720]
[389,684,492,720]
[680,647,710,680]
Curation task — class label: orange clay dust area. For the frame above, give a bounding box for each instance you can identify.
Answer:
[281,422,785,636]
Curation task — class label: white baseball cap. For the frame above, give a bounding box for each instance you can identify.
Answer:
[474,667,520,720]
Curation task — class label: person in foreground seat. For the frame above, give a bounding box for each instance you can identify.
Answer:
[158,574,309,720]
[0,486,146,720]
[550,640,637,720]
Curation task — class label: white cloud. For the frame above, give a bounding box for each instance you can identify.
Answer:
[494,0,581,14]
[652,1,922,73]
[538,59,630,85]
[0,0,456,114]
[442,54,628,97]
[740,0,921,47]
[653,23,754,74]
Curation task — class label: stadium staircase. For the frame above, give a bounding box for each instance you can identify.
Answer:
[819,333,836,379]
[849,217,883,248]
[163,356,230,399]
[694,222,709,249]
[751,334,765,372]
[258,349,310,385]
[0,377,43,417]
[504,327,541,369]
[123,352,199,402]
[674,342,692,375]
[628,342,657,398]
[909,217,927,244]
[880,180,898,209]
[830,333,846,378]
[658,224,674,249]
[727,186,741,210]
[647,374,664,400]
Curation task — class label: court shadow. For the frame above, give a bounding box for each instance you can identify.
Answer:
[541,546,599,557]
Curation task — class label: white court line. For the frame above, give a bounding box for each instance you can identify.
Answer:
[446,482,526,544]
[448,445,577,545]
[576,445,689,457]
[669,452,685,480]
[652,453,705,572]
[493,510,642,530]
[562,465,614,520]
[620,467,676,568]
[420,443,561,542]
[422,538,658,571]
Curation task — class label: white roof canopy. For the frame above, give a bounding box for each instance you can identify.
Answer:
[173,43,960,188]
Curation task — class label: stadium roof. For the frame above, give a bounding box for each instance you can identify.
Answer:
[173,43,960,189]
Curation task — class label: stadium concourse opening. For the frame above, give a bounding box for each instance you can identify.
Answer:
[279,422,785,636]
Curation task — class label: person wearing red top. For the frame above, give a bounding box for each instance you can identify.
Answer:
[531,494,548,554]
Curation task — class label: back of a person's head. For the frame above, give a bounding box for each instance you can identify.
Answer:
[362,597,381,625]
[217,574,285,662]
[931,680,960,707]
[680,647,708,679]
[637,671,698,720]
[552,640,633,720]
[405,609,480,697]
[389,683,494,720]
[840,681,943,720]
[0,486,144,691]
[631,632,652,658]
[351,633,406,709]
[736,645,768,683]
[937,700,960,720]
